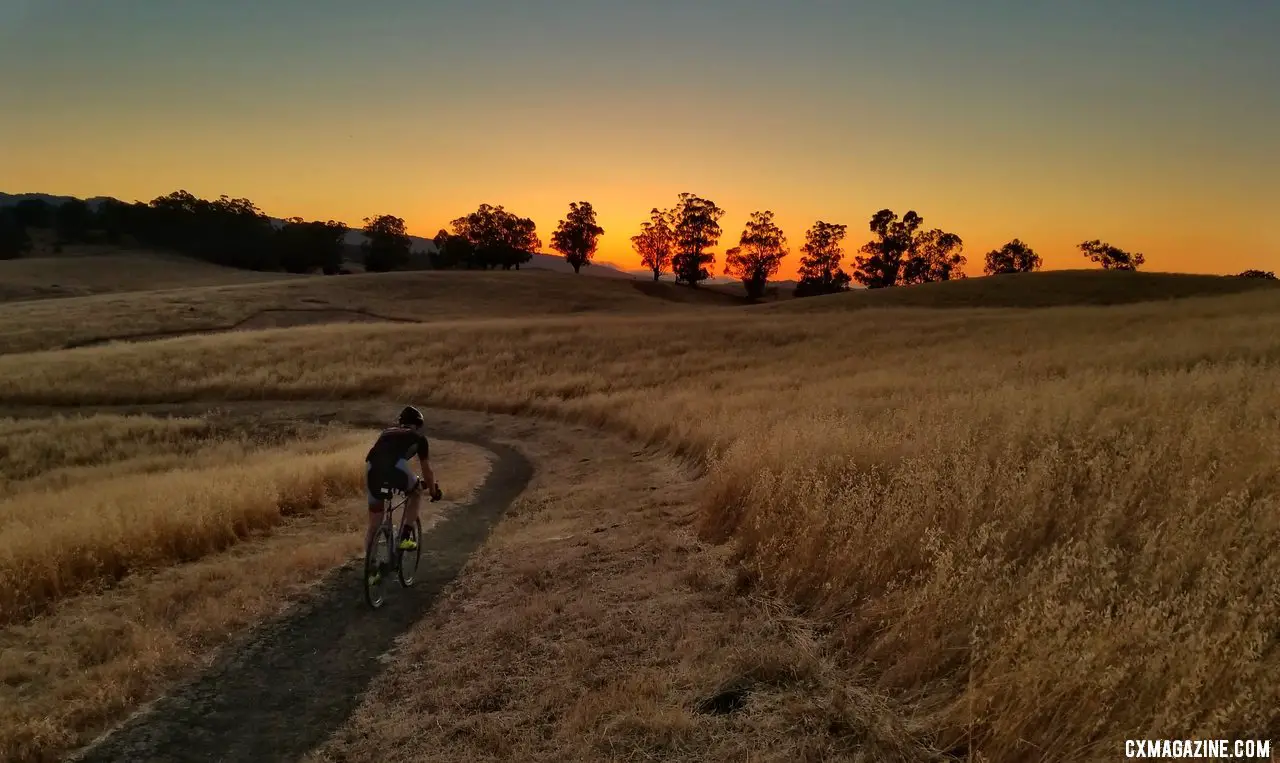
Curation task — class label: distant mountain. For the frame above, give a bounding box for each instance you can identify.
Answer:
[0,191,116,209]
[1,190,638,278]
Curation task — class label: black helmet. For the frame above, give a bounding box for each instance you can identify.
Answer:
[398,405,424,428]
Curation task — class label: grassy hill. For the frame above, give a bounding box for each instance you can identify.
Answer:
[0,269,743,355]
[0,248,306,303]
[4,255,1280,760]
[756,269,1280,312]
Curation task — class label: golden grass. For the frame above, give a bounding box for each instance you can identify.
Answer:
[754,269,1280,311]
[0,412,333,495]
[0,428,376,625]
[0,435,492,763]
[4,284,1280,757]
[0,249,303,303]
[0,268,734,355]
[307,415,937,762]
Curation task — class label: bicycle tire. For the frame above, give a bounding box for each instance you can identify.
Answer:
[363,526,391,609]
[397,517,423,587]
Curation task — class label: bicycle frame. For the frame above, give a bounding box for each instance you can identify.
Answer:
[375,488,408,541]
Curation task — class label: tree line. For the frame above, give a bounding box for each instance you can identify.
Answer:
[0,191,570,274]
[625,192,1198,299]
[2,190,1274,295]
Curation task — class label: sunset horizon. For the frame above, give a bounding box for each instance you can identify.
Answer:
[3,1,1276,280]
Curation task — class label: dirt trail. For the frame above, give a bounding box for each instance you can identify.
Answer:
[31,403,536,763]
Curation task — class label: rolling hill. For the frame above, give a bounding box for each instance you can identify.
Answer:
[0,268,745,355]
[755,269,1280,311]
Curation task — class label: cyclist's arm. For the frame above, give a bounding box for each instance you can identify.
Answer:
[417,436,435,488]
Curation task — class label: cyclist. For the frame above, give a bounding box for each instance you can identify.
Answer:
[365,405,442,555]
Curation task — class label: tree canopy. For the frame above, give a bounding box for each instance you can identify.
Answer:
[631,207,676,282]
[449,204,542,270]
[671,193,724,288]
[550,201,605,274]
[983,239,1042,275]
[723,210,788,301]
[794,221,852,297]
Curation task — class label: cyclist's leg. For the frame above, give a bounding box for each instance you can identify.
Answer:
[394,459,423,549]
[365,462,386,551]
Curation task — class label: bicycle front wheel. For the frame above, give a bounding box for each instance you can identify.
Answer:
[363,527,392,608]
[398,518,422,587]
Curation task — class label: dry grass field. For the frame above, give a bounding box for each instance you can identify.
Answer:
[752,268,1280,311]
[307,413,936,763]
[0,408,492,762]
[0,248,305,303]
[2,267,1278,760]
[0,268,738,355]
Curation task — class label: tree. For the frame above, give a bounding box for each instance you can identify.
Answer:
[0,208,31,259]
[362,214,412,272]
[1079,239,1145,270]
[1237,269,1277,280]
[93,198,138,244]
[794,221,852,297]
[430,229,476,269]
[13,199,52,229]
[671,193,724,287]
[631,207,675,282]
[723,210,788,301]
[54,199,94,244]
[852,209,922,288]
[901,228,966,285]
[550,201,605,274]
[449,204,542,270]
[983,239,1042,275]
[206,195,276,270]
[277,217,349,273]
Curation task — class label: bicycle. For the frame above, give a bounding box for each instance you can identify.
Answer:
[362,482,440,609]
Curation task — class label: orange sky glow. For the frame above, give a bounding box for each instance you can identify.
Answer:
[1,2,1276,280]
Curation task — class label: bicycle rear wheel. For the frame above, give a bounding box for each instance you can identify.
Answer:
[363,526,392,608]
[397,517,422,587]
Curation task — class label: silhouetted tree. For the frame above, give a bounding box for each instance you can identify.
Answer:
[902,228,966,285]
[13,199,52,229]
[277,217,349,273]
[983,239,1042,275]
[631,207,675,282]
[671,193,723,287]
[430,229,477,269]
[206,195,276,269]
[362,214,412,272]
[1237,269,1277,279]
[449,204,541,270]
[1079,239,1145,270]
[852,209,922,288]
[0,208,31,259]
[93,198,138,244]
[550,201,605,274]
[54,199,93,244]
[794,221,852,297]
[723,210,788,301]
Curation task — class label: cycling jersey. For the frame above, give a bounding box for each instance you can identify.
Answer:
[365,426,429,468]
[364,426,429,507]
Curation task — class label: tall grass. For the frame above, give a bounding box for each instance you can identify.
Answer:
[0,431,370,624]
[3,288,1280,756]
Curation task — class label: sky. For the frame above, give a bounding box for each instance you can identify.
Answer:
[1,0,1277,278]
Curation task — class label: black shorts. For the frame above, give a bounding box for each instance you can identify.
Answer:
[365,459,422,508]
